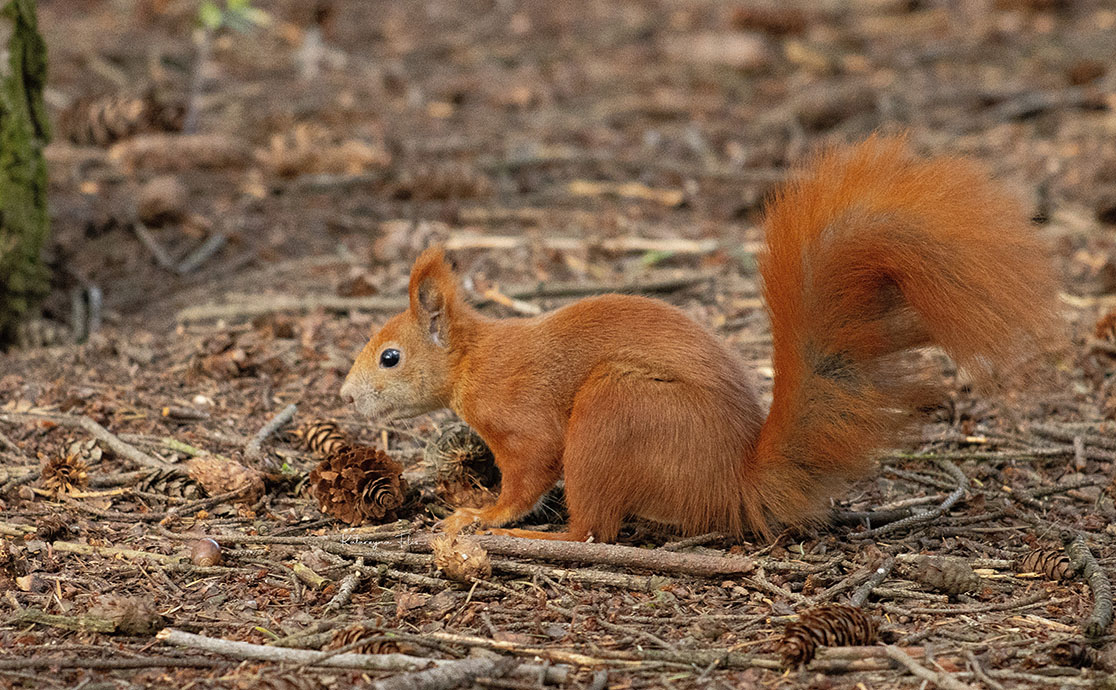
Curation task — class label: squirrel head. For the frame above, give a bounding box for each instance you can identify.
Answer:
[341,248,459,422]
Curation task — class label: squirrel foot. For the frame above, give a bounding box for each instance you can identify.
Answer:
[440,508,486,536]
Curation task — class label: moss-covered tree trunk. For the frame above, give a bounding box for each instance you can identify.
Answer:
[0,0,48,346]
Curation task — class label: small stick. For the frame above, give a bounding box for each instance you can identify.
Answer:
[443,233,742,255]
[292,562,330,591]
[884,645,975,690]
[1065,534,1114,638]
[156,628,568,683]
[404,533,754,577]
[851,459,967,539]
[157,628,437,672]
[848,556,896,608]
[132,222,177,271]
[370,656,519,690]
[176,231,227,274]
[244,403,297,467]
[0,411,174,472]
[325,566,364,612]
[0,656,224,671]
[176,274,722,323]
[51,539,182,564]
[86,285,103,334]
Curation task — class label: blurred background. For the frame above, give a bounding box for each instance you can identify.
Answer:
[25,0,1116,342]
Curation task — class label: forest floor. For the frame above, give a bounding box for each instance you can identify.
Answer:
[3,0,1116,688]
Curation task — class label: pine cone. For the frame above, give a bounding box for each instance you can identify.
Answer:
[425,423,500,509]
[308,443,405,525]
[295,420,349,458]
[1049,640,1099,668]
[185,456,265,503]
[432,534,492,583]
[906,556,980,596]
[1017,549,1075,581]
[58,91,183,146]
[41,453,89,495]
[88,595,167,635]
[327,623,400,655]
[779,605,879,667]
[36,514,70,541]
[394,161,493,200]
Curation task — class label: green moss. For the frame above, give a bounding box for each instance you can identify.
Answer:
[0,0,49,346]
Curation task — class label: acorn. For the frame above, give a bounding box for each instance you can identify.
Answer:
[190,537,222,567]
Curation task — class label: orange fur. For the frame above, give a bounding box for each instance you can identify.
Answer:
[341,136,1062,542]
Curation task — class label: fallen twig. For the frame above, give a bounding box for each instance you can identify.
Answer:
[176,231,227,274]
[176,274,722,323]
[851,459,967,539]
[325,566,364,612]
[884,645,975,690]
[51,539,182,564]
[0,656,225,671]
[370,656,518,690]
[0,411,174,472]
[156,628,567,683]
[132,222,177,271]
[1065,534,1114,639]
[404,533,754,577]
[245,403,298,468]
[848,556,896,607]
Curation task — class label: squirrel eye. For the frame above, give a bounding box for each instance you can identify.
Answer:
[379,348,401,368]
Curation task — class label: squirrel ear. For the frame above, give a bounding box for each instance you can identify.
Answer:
[408,247,456,348]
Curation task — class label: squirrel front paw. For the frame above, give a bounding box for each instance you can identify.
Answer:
[440,508,485,535]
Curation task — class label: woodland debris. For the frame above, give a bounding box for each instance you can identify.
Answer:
[175,272,723,323]
[778,605,879,668]
[327,623,401,655]
[425,422,499,510]
[1016,549,1074,581]
[189,537,222,567]
[256,123,390,178]
[884,645,974,690]
[903,556,981,596]
[40,451,89,495]
[308,439,407,526]
[369,656,518,690]
[157,628,567,682]
[244,403,298,466]
[0,411,175,472]
[109,133,251,172]
[88,596,167,636]
[729,6,808,36]
[661,32,771,71]
[407,533,755,577]
[58,91,184,146]
[566,179,685,207]
[136,175,188,226]
[393,161,493,200]
[431,534,492,583]
[1065,534,1114,639]
[1049,640,1101,669]
[296,419,349,457]
[185,455,265,503]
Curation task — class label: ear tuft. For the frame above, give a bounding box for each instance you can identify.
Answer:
[408,247,457,347]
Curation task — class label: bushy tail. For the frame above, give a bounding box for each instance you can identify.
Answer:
[749,136,1061,530]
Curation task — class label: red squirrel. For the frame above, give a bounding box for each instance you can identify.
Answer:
[340,136,1061,542]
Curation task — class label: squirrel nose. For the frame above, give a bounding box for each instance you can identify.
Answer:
[339,378,356,405]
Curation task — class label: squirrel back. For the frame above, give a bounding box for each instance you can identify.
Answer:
[752,136,1061,529]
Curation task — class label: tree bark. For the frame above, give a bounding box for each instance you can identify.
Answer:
[0,0,49,346]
